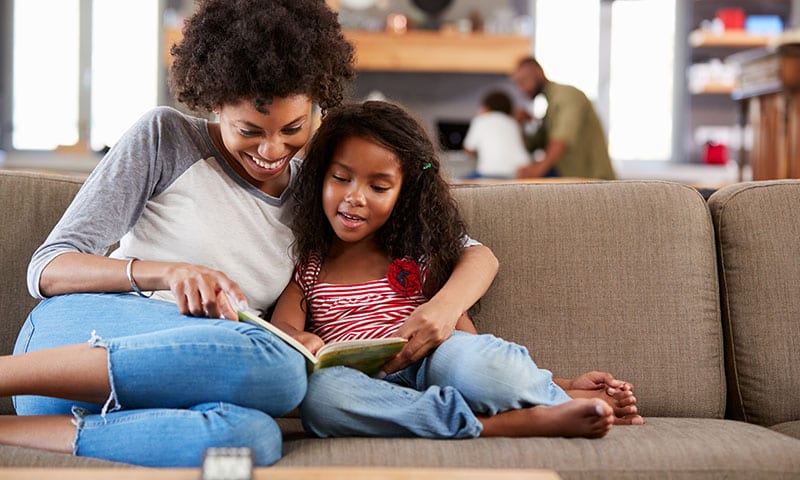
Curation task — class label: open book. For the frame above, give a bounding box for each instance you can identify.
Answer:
[237,309,407,377]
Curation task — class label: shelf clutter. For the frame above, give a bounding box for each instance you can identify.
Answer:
[685,2,791,170]
[687,6,784,96]
[325,0,533,74]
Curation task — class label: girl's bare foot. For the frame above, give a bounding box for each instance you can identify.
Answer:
[568,387,644,425]
[479,398,614,439]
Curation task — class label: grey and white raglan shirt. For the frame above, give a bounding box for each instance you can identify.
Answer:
[27,107,299,312]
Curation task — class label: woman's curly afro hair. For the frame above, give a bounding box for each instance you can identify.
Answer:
[169,0,355,114]
[293,101,468,298]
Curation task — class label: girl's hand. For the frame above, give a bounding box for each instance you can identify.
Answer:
[270,317,325,355]
[380,299,461,374]
[295,331,325,356]
[567,371,642,425]
[166,263,247,320]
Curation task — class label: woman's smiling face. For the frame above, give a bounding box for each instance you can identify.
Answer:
[217,95,313,196]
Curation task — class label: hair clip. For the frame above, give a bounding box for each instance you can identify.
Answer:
[421,162,432,170]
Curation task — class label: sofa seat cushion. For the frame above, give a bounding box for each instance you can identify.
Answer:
[0,445,129,468]
[772,421,800,440]
[276,417,800,479]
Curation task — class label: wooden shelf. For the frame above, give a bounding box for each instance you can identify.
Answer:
[163,28,532,74]
[688,29,773,48]
[344,31,531,74]
[691,82,737,94]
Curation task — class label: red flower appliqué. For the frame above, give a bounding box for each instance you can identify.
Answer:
[387,257,422,297]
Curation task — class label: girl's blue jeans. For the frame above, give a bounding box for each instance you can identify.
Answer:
[300,330,571,438]
[12,293,307,467]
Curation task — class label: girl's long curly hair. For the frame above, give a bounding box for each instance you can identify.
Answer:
[293,101,467,298]
[169,0,355,114]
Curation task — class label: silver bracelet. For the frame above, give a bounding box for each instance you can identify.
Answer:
[126,258,154,298]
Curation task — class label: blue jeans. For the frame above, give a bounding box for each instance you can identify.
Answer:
[13,293,307,467]
[300,331,571,438]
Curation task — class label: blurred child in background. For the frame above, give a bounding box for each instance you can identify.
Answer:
[463,90,530,179]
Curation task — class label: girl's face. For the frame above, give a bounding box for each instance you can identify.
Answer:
[322,136,404,246]
[216,95,312,196]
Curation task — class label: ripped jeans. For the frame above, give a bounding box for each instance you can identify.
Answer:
[13,293,307,467]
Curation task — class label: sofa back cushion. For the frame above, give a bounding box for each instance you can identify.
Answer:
[453,181,724,418]
[708,180,800,427]
[0,170,85,414]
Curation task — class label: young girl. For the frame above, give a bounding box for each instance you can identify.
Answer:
[271,101,643,440]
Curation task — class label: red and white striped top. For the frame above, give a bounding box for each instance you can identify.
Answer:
[295,254,427,344]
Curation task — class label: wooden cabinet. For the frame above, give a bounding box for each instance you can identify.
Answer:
[734,45,800,180]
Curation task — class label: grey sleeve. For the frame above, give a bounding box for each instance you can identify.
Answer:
[26,108,184,298]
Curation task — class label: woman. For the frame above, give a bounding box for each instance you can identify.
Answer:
[3,0,498,467]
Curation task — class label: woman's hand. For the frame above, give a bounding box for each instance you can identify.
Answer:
[380,299,462,374]
[38,253,247,320]
[380,244,498,375]
[166,263,247,320]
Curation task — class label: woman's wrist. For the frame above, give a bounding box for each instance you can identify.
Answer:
[126,258,154,298]
[131,259,177,293]
[426,292,466,326]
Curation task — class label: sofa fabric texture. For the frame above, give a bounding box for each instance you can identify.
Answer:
[0,171,85,415]
[708,181,800,430]
[1,169,799,478]
[277,417,800,478]
[453,182,724,419]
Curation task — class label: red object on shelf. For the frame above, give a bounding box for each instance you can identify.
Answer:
[703,142,729,165]
[716,8,746,31]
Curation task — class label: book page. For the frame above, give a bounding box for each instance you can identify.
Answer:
[315,337,407,376]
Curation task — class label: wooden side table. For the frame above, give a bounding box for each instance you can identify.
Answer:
[0,466,561,480]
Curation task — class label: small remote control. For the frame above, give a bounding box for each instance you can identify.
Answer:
[201,447,254,480]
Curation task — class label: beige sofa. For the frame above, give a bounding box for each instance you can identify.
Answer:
[1,169,799,478]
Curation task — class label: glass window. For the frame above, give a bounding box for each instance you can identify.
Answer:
[11,0,159,151]
[534,0,600,101]
[90,0,159,151]
[608,0,676,161]
[12,0,80,150]
[533,0,675,162]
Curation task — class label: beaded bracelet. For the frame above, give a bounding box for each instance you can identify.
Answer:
[126,258,154,298]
